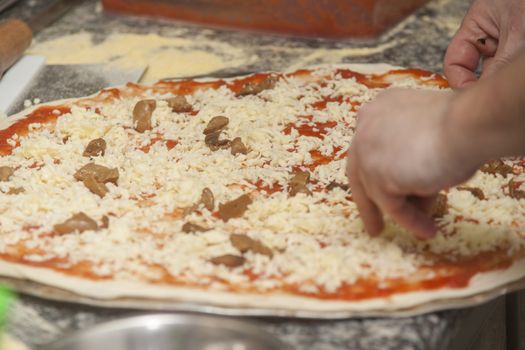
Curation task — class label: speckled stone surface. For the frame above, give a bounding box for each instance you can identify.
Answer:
[0,1,500,349]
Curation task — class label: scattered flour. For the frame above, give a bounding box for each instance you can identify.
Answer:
[2,334,30,350]
[28,32,256,83]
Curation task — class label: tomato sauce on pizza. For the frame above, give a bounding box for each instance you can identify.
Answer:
[0,65,523,312]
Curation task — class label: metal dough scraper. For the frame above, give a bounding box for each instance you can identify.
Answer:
[0,0,146,115]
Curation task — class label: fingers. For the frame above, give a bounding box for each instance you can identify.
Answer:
[444,32,482,88]
[481,31,524,78]
[480,56,509,78]
[347,150,438,239]
[381,196,438,240]
[346,151,384,236]
[408,195,437,215]
[444,21,498,88]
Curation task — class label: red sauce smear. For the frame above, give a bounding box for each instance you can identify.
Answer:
[336,68,449,89]
[283,119,337,139]
[0,67,493,301]
[305,147,345,171]
[0,106,70,155]
[3,244,518,301]
[311,96,344,110]
[253,180,283,195]
[284,249,515,300]
[166,139,178,150]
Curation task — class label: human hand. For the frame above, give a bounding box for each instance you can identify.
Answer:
[346,89,481,239]
[443,0,525,88]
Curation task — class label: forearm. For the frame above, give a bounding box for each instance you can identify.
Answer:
[447,50,525,165]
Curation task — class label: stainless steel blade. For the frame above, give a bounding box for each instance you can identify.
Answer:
[26,0,85,34]
[0,0,19,14]
[7,63,146,115]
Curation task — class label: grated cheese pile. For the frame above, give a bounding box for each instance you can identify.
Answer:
[0,67,524,296]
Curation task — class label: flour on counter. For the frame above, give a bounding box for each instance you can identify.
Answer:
[28,32,256,83]
[2,334,30,350]
[284,40,401,71]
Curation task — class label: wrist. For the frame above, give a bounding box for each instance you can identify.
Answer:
[445,52,525,162]
[441,88,489,172]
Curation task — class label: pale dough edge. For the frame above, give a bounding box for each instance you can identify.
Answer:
[4,63,518,317]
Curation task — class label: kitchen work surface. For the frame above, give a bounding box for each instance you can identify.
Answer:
[0,0,522,349]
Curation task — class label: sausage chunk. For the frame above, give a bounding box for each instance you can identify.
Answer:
[457,186,485,200]
[74,163,119,185]
[83,138,106,157]
[481,160,513,177]
[289,170,311,196]
[133,99,156,133]
[431,193,448,218]
[237,76,279,96]
[0,166,14,181]
[211,254,245,267]
[230,137,249,156]
[218,194,252,222]
[166,96,192,113]
[203,116,229,135]
[230,234,273,257]
[53,212,98,235]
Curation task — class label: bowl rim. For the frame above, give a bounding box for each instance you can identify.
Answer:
[42,313,293,350]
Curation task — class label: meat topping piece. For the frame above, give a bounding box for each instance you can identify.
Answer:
[219,194,253,222]
[237,76,278,96]
[200,187,215,211]
[211,254,246,267]
[508,179,525,200]
[230,137,249,156]
[457,186,485,200]
[83,138,106,157]
[133,99,156,133]
[83,175,109,198]
[0,166,14,181]
[290,183,312,197]
[74,163,119,185]
[326,181,350,192]
[230,234,273,257]
[290,171,310,185]
[166,95,192,113]
[7,187,24,195]
[205,131,231,151]
[183,204,199,217]
[289,170,311,196]
[182,222,209,233]
[431,193,448,218]
[101,215,110,229]
[481,159,514,177]
[203,116,229,135]
[53,212,98,235]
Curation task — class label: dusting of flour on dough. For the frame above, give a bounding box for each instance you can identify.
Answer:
[28,32,256,83]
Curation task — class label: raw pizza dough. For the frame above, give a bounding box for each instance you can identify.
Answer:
[0,64,524,318]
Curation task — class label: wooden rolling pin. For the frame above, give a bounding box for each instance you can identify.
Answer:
[0,18,32,77]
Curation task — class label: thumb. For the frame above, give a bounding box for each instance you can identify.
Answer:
[481,30,525,78]
[481,54,513,79]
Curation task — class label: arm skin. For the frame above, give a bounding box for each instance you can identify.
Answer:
[346,50,525,239]
[444,0,525,88]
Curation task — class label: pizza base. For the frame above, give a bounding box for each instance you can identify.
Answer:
[1,256,525,318]
[1,63,524,318]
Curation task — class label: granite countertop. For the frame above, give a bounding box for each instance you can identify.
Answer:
[0,0,487,349]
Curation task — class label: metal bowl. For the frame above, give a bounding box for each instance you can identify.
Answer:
[42,314,292,350]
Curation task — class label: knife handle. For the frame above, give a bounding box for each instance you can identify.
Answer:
[0,18,33,77]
